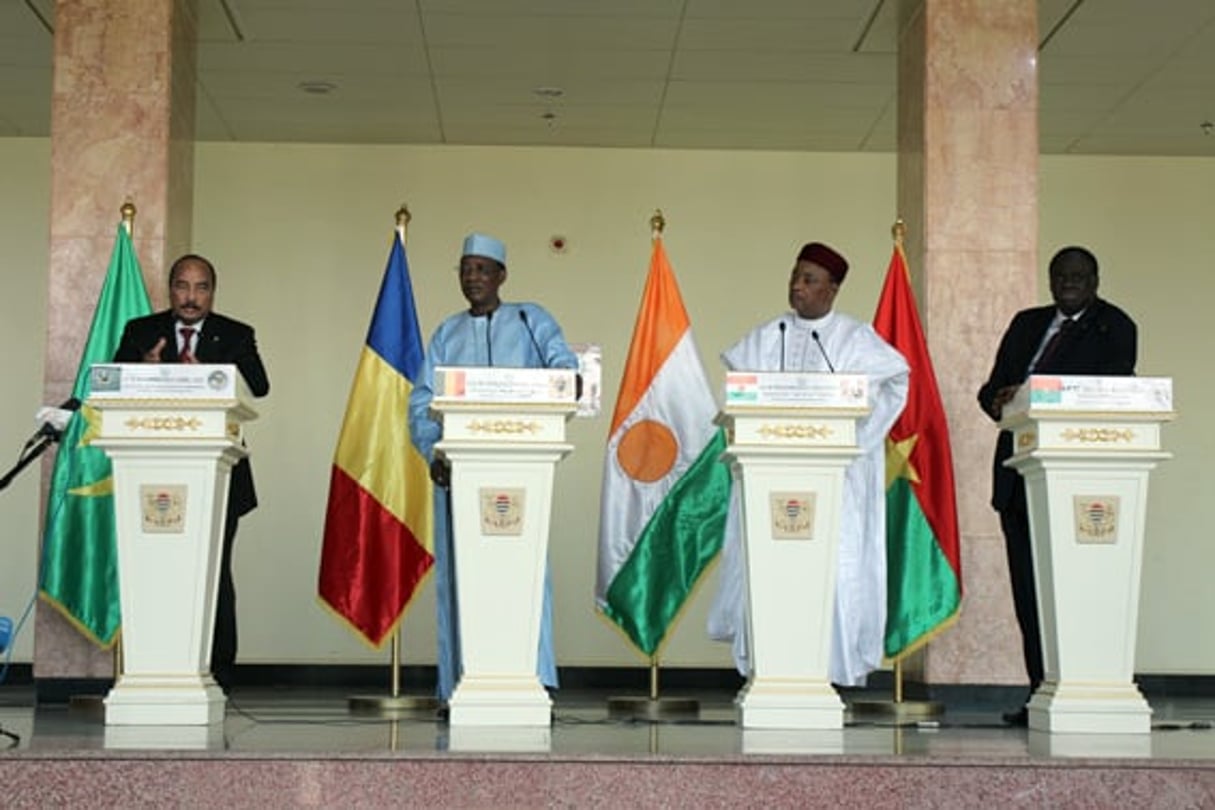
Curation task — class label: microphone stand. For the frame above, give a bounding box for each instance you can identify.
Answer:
[0,432,59,746]
[0,433,58,492]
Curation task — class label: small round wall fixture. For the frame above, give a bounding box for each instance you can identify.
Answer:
[549,235,569,254]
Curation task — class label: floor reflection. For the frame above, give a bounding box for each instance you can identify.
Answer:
[2,687,1214,760]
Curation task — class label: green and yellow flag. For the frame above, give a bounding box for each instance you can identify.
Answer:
[39,222,151,647]
[872,240,962,660]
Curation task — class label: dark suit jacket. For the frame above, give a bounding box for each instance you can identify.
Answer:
[977,297,1137,510]
[113,310,270,516]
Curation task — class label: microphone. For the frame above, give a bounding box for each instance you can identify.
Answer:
[778,321,787,372]
[520,309,582,398]
[485,309,494,366]
[27,397,81,447]
[811,330,835,373]
[519,310,547,367]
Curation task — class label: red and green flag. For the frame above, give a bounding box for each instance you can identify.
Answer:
[40,221,152,646]
[872,243,961,659]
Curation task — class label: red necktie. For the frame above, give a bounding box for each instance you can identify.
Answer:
[179,327,196,362]
[1032,318,1074,372]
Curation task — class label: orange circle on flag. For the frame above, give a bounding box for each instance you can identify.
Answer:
[617,419,678,483]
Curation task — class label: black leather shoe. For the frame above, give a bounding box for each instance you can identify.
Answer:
[1002,707,1029,727]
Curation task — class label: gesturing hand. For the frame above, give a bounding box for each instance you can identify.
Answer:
[143,337,167,363]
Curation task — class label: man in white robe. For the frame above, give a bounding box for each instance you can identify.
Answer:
[707,241,909,686]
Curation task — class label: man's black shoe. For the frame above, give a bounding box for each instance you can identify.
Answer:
[1002,707,1029,727]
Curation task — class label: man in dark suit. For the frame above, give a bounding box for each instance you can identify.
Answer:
[977,246,1136,726]
[113,253,269,690]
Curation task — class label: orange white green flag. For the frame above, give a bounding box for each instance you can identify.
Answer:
[872,240,962,659]
[595,232,731,657]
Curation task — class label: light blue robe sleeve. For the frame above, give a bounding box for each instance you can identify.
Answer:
[408,325,445,463]
[521,303,578,369]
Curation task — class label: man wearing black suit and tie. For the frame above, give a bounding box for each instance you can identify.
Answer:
[114,253,270,691]
[978,246,1137,726]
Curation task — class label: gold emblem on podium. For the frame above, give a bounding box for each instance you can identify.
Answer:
[479,487,526,536]
[140,484,187,534]
[1074,495,1119,544]
[770,492,815,540]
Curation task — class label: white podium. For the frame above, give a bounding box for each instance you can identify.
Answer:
[87,362,257,726]
[719,372,869,729]
[431,366,577,727]
[1002,375,1173,734]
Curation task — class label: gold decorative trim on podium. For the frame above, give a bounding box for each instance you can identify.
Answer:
[1017,431,1037,450]
[124,415,203,432]
[758,423,833,441]
[1061,427,1135,444]
[467,419,542,435]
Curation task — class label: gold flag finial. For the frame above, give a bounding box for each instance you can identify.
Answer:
[650,209,666,238]
[395,204,411,244]
[892,218,906,247]
[121,200,136,235]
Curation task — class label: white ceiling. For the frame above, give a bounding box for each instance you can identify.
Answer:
[2,0,1215,155]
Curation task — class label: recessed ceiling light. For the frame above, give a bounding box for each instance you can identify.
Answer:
[1202,121,1213,136]
[533,86,564,100]
[298,80,337,95]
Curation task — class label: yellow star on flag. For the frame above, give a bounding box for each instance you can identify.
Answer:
[885,433,921,489]
[67,404,113,497]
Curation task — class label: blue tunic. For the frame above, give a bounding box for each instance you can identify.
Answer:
[408,302,577,702]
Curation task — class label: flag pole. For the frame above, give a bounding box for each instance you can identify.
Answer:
[348,204,439,717]
[67,200,138,720]
[604,210,699,722]
[849,219,945,726]
[113,200,135,682]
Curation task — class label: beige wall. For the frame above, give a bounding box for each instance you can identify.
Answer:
[0,139,50,662]
[2,140,1212,675]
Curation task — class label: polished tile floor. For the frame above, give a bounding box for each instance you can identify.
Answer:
[3,686,1214,761]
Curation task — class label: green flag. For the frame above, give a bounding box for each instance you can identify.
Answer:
[39,223,152,647]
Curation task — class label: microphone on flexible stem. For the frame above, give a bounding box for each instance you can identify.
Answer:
[3,398,81,493]
[778,321,787,372]
[520,309,582,398]
[484,309,494,366]
[519,310,547,367]
[811,330,835,373]
[26,397,82,448]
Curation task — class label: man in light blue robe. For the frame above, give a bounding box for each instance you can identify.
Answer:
[409,232,577,703]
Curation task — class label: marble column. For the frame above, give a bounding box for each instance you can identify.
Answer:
[895,0,1038,686]
[36,0,198,683]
